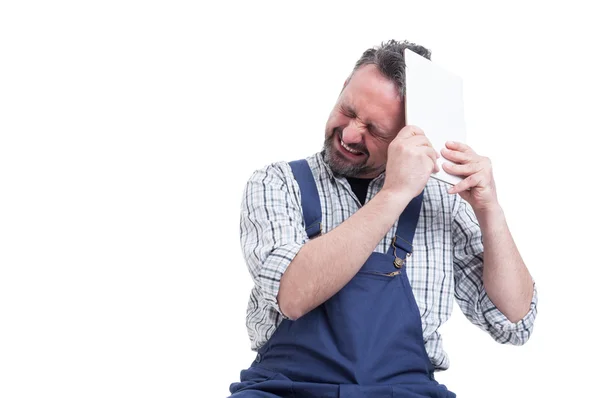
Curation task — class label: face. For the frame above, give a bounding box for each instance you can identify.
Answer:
[323,64,405,178]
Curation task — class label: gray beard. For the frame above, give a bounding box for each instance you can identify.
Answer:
[321,134,379,178]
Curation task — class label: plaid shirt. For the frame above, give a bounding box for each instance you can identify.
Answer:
[240,151,538,370]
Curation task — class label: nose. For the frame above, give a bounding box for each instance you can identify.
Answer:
[341,120,364,145]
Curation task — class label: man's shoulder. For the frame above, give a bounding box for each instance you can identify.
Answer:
[246,152,323,184]
[241,154,323,210]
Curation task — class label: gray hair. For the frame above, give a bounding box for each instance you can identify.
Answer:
[352,39,431,96]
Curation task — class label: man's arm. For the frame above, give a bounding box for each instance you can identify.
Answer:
[278,127,440,320]
[443,140,537,341]
[241,162,413,321]
[477,205,534,322]
[452,198,537,344]
[278,189,411,320]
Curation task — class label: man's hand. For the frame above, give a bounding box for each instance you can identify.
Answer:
[382,125,440,200]
[441,141,499,213]
[443,140,535,322]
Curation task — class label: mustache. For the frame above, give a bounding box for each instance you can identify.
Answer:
[333,128,369,156]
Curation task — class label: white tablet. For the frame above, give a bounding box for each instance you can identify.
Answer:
[404,49,467,186]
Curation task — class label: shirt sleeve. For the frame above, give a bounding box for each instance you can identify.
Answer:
[240,163,309,317]
[452,197,538,345]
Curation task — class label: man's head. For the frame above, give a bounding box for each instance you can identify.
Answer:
[322,40,431,178]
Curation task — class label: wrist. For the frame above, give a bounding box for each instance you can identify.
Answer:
[377,188,413,215]
[474,203,505,227]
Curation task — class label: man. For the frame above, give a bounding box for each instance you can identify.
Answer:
[229,40,537,398]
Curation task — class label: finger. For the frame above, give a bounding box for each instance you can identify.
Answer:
[409,135,429,145]
[408,135,436,150]
[457,189,472,203]
[442,161,481,177]
[440,148,472,164]
[399,125,425,138]
[445,141,474,154]
[409,135,437,150]
[412,136,440,160]
[447,172,484,194]
[406,125,425,136]
[424,147,440,173]
[391,135,440,160]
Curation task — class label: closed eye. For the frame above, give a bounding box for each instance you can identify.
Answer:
[367,124,393,142]
[339,104,356,118]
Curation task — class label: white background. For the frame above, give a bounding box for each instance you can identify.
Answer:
[1,1,598,397]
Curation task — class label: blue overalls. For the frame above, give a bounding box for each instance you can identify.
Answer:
[230,160,456,397]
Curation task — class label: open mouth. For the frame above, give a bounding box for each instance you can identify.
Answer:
[337,135,365,158]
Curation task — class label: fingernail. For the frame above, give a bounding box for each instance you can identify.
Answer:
[447,141,454,145]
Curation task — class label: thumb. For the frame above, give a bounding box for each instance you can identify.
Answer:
[458,190,471,203]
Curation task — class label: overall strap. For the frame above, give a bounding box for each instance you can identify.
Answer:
[288,159,322,239]
[387,191,424,259]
